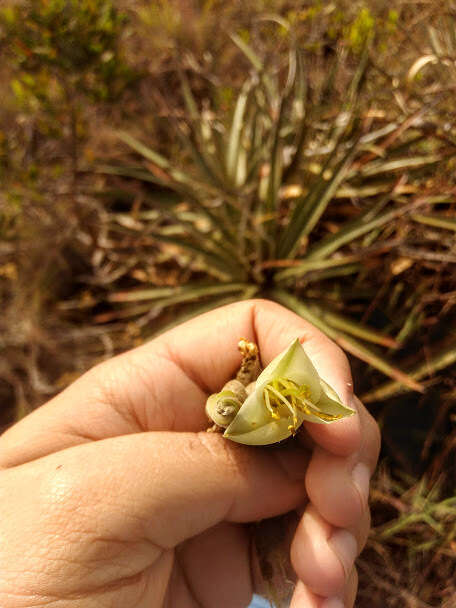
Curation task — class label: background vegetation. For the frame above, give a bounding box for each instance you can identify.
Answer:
[0,1,455,606]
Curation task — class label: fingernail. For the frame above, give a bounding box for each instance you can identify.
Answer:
[352,462,371,508]
[329,529,358,578]
[321,597,345,608]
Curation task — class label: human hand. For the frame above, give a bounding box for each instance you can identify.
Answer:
[0,300,380,608]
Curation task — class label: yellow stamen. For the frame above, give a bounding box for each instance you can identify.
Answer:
[266,384,298,427]
[264,387,280,420]
[262,376,308,430]
[262,377,343,429]
[299,396,343,421]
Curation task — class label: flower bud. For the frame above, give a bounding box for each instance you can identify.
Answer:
[205,380,247,428]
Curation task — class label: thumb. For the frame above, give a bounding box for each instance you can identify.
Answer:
[14,432,309,549]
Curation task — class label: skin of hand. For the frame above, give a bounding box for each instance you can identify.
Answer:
[0,300,380,608]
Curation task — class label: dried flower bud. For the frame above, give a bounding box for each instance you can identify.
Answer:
[236,338,260,385]
[205,380,247,428]
[223,379,248,402]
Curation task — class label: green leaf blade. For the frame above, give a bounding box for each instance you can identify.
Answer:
[278,140,359,258]
[271,290,424,392]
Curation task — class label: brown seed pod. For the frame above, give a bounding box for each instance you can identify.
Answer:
[236,338,261,385]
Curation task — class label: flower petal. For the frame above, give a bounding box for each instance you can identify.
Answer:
[310,378,356,422]
[224,416,297,445]
[256,338,321,401]
[223,388,306,445]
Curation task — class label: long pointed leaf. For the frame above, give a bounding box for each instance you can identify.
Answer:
[117,131,239,206]
[98,172,238,247]
[351,155,441,179]
[230,33,276,99]
[147,199,248,270]
[305,192,440,261]
[230,32,264,71]
[109,286,185,302]
[274,254,362,282]
[178,72,228,187]
[305,263,362,282]
[117,131,174,171]
[95,164,169,185]
[226,82,251,181]
[94,303,154,323]
[282,52,308,182]
[110,282,249,304]
[264,49,299,217]
[116,131,208,191]
[411,213,456,232]
[394,303,424,346]
[306,207,400,261]
[155,283,253,308]
[179,69,199,120]
[100,184,241,262]
[151,233,243,280]
[363,343,456,402]
[278,140,360,258]
[271,290,424,392]
[265,97,285,214]
[149,286,259,338]
[175,122,226,189]
[306,304,399,348]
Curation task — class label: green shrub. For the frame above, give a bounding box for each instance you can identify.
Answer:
[0,0,133,104]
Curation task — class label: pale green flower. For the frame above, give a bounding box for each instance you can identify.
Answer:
[223,338,355,445]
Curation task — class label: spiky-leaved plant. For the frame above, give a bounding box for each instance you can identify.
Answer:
[98,35,453,396]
